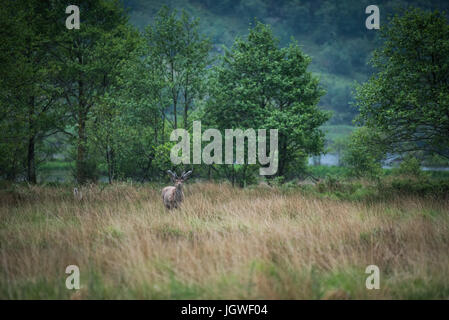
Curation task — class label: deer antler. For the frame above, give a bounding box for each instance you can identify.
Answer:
[181,169,193,180]
[167,170,177,180]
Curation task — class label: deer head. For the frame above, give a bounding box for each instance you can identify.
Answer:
[167,169,192,187]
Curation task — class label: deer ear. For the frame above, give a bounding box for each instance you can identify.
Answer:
[182,170,193,180]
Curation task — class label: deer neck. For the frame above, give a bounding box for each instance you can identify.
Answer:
[175,184,184,200]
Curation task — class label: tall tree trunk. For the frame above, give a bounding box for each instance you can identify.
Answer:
[27,135,36,184]
[106,147,112,184]
[154,113,158,144]
[162,112,166,143]
[278,136,287,177]
[27,96,36,184]
[184,74,189,129]
[7,147,20,181]
[241,164,247,188]
[184,100,188,130]
[171,61,177,129]
[106,146,115,184]
[76,112,87,184]
[111,148,115,182]
[173,93,177,129]
[76,80,87,184]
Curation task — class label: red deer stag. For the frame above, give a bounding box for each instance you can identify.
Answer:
[161,170,192,209]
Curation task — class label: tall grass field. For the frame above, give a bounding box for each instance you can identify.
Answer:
[1,181,448,299]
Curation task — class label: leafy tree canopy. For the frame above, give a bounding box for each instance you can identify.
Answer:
[205,22,329,178]
[356,8,449,159]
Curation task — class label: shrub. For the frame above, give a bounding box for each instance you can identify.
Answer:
[342,127,386,180]
[389,178,449,197]
[397,156,422,177]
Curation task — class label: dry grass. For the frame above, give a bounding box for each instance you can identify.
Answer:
[0,181,448,299]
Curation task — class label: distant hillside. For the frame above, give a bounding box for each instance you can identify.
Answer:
[123,0,449,124]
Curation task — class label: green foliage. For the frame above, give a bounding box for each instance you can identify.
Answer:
[127,0,449,126]
[204,22,329,182]
[144,5,212,130]
[422,154,449,167]
[85,5,212,181]
[3,1,449,186]
[152,142,182,176]
[356,8,449,160]
[306,165,350,179]
[342,127,386,179]
[28,0,139,184]
[0,0,66,182]
[396,156,422,177]
[389,178,449,197]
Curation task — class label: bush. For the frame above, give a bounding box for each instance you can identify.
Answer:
[396,156,422,177]
[342,127,386,180]
[306,165,349,179]
[389,178,449,197]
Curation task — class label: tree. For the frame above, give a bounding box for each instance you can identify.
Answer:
[51,0,139,183]
[87,45,166,182]
[204,22,328,183]
[342,127,386,179]
[0,0,63,183]
[331,137,348,166]
[144,6,211,131]
[355,8,449,159]
[81,6,211,182]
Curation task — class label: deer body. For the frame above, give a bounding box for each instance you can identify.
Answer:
[162,184,184,209]
[162,170,192,209]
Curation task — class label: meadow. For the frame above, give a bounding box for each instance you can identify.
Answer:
[1,178,449,299]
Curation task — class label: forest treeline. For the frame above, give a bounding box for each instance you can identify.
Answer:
[125,0,449,124]
[1,1,448,186]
